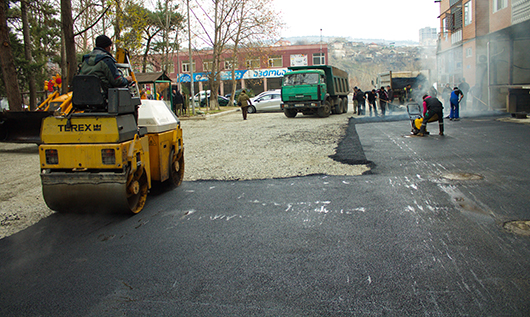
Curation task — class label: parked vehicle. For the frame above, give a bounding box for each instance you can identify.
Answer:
[254,89,281,99]
[248,91,283,113]
[376,70,430,106]
[199,95,236,107]
[191,90,211,102]
[281,65,349,118]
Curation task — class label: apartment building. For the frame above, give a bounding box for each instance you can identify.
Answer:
[437,0,530,112]
[420,27,438,46]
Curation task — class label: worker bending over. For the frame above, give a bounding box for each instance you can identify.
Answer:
[419,94,444,136]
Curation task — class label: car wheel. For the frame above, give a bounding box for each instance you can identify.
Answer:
[248,105,256,113]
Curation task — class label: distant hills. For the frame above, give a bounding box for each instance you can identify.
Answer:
[283,36,419,47]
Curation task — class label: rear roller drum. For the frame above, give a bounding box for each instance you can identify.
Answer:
[168,149,185,187]
[127,167,148,214]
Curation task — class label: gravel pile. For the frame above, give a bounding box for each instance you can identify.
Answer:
[0,109,369,239]
[181,110,370,181]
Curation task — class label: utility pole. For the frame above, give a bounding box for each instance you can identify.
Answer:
[176,29,180,92]
[320,29,323,65]
[187,0,195,114]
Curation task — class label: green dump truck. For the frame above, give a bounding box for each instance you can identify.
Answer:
[281,65,350,118]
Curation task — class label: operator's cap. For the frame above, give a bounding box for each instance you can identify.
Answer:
[96,35,112,48]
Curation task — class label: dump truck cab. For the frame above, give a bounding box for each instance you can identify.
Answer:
[281,65,349,118]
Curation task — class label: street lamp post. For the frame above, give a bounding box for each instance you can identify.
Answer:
[188,0,195,114]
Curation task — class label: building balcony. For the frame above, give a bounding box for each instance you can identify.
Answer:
[451,29,462,45]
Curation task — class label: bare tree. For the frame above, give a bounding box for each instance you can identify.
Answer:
[191,0,280,110]
[0,1,22,110]
[226,0,281,104]
[61,0,76,93]
[20,0,36,110]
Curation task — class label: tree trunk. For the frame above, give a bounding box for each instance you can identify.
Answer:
[21,0,36,110]
[114,0,122,42]
[61,0,77,92]
[0,1,22,111]
[209,0,219,111]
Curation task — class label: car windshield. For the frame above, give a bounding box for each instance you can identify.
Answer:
[283,73,320,86]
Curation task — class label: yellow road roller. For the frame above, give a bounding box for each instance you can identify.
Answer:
[38,75,184,214]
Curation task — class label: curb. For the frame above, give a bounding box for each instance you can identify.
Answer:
[178,108,240,120]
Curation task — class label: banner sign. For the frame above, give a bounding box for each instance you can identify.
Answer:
[176,68,290,82]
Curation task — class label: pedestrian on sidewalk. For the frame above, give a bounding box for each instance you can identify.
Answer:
[237,89,252,120]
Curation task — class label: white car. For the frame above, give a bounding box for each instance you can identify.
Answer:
[248,91,283,113]
[191,90,211,102]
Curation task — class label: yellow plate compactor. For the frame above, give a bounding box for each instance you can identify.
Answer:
[38,75,184,214]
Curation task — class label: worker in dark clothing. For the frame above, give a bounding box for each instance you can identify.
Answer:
[366,89,377,116]
[378,86,389,116]
[79,35,132,95]
[172,88,184,116]
[419,95,444,136]
[403,84,412,103]
[386,85,394,113]
[354,87,365,115]
[458,78,470,110]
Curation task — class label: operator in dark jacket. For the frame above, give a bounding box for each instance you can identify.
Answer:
[79,35,132,95]
[419,95,444,136]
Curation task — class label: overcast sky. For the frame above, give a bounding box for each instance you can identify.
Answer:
[273,0,441,42]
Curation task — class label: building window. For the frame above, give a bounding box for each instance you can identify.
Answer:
[245,58,260,69]
[313,53,325,65]
[225,59,237,70]
[464,1,472,26]
[493,0,507,13]
[442,17,448,37]
[466,47,472,58]
[268,56,282,67]
[182,61,195,73]
[203,60,213,71]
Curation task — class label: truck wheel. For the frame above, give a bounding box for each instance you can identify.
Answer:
[317,100,331,118]
[333,102,341,114]
[342,98,349,113]
[284,109,297,118]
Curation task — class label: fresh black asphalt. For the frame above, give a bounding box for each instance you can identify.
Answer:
[1,113,529,316]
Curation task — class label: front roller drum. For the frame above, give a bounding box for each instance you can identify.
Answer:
[41,168,148,214]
